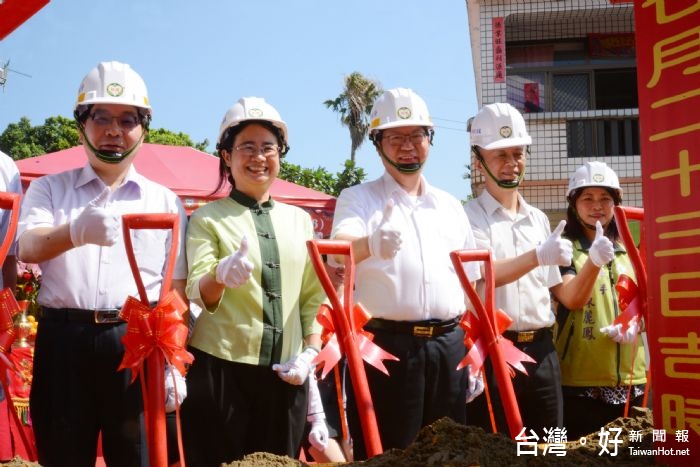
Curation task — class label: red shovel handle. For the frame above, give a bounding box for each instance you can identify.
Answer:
[0,193,20,266]
[121,213,180,467]
[307,239,383,457]
[122,213,180,304]
[613,206,647,311]
[450,249,524,439]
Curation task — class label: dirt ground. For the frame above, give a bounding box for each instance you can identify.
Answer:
[222,407,659,467]
[0,407,658,467]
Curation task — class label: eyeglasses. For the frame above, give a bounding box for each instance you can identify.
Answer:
[89,111,141,130]
[234,143,280,158]
[384,131,428,147]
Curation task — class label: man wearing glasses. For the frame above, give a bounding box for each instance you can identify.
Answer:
[331,88,480,459]
[18,61,187,466]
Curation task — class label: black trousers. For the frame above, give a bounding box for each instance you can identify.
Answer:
[467,329,563,435]
[345,326,467,460]
[181,347,307,467]
[30,316,146,467]
[563,390,645,438]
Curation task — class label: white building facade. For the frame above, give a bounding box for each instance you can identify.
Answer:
[466,0,641,218]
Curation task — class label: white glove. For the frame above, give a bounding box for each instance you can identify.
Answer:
[307,374,329,451]
[215,236,254,288]
[535,220,573,266]
[164,365,187,413]
[466,365,484,403]
[69,187,120,247]
[600,315,641,344]
[368,199,401,260]
[589,220,614,267]
[272,347,318,385]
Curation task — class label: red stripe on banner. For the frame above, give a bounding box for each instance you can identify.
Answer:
[492,17,505,83]
[633,1,700,464]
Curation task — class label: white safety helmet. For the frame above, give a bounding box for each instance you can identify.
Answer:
[470,103,531,150]
[567,161,622,197]
[218,97,288,149]
[369,88,433,133]
[75,61,151,111]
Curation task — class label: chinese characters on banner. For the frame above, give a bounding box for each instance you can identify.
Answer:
[492,17,505,83]
[633,1,700,465]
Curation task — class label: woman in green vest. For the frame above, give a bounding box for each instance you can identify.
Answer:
[551,161,646,438]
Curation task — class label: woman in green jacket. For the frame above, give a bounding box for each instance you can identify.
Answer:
[551,161,646,438]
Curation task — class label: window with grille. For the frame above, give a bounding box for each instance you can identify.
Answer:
[567,118,640,158]
[506,38,637,112]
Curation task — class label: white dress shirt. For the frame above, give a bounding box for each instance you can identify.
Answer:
[332,172,480,322]
[0,151,22,288]
[464,189,561,331]
[18,163,187,310]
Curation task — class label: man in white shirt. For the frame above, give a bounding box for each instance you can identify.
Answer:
[331,88,480,459]
[18,61,187,466]
[463,103,571,433]
[0,151,21,291]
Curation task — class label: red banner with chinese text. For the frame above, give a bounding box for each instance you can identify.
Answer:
[633,1,700,465]
[492,17,505,83]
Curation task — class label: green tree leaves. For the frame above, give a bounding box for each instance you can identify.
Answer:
[324,72,382,163]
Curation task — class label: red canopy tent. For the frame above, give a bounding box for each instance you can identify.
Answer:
[0,0,49,40]
[16,143,336,237]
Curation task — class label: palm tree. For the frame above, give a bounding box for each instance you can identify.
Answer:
[324,72,382,163]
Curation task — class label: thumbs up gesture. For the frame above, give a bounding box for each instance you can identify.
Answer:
[215,235,254,288]
[69,187,120,247]
[535,220,573,266]
[588,220,615,267]
[369,199,402,260]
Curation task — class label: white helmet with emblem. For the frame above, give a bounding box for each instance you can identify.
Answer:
[218,97,288,148]
[75,61,150,111]
[369,88,433,133]
[469,103,531,150]
[567,161,622,197]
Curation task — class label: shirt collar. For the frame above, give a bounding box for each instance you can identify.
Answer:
[477,189,532,216]
[380,171,440,205]
[229,188,275,212]
[74,163,142,193]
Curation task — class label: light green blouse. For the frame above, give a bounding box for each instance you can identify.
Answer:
[186,191,325,366]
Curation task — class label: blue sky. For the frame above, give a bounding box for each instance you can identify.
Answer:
[0,0,478,199]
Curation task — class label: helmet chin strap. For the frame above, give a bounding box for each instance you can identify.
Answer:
[479,157,525,189]
[380,149,423,174]
[77,122,145,164]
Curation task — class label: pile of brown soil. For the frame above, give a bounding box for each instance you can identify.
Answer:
[0,408,658,467]
[223,407,659,467]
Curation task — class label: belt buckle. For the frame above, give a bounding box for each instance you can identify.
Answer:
[413,325,434,338]
[518,331,535,343]
[94,309,122,324]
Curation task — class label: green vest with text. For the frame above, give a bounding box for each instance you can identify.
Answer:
[555,239,646,387]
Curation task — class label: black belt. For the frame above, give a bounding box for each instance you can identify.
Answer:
[365,317,460,338]
[41,307,125,324]
[503,328,551,344]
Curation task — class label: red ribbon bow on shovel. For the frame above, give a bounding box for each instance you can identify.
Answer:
[314,302,399,380]
[612,274,643,333]
[457,309,535,379]
[118,213,190,467]
[118,291,193,382]
[450,248,528,439]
